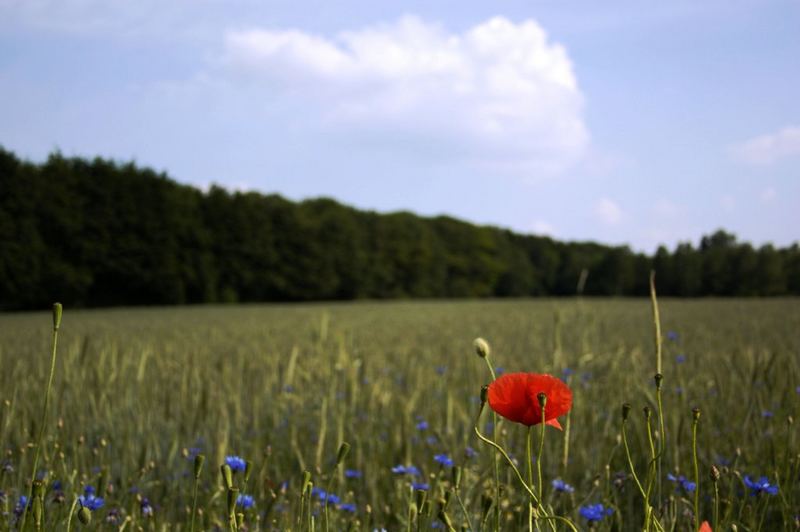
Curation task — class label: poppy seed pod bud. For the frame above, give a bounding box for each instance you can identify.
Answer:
[32,496,42,528]
[537,392,547,409]
[194,454,205,480]
[244,460,253,483]
[452,466,462,489]
[335,442,351,467]
[53,302,62,330]
[480,385,489,405]
[643,406,651,420]
[787,416,793,426]
[622,403,632,421]
[227,488,239,517]
[710,464,720,482]
[33,480,45,499]
[220,464,233,490]
[473,338,490,359]
[692,407,701,422]
[78,506,92,525]
[654,373,663,390]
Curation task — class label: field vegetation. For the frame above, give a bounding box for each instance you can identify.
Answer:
[0,298,797,530]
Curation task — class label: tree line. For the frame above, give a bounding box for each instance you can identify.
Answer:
[1,147,798,309]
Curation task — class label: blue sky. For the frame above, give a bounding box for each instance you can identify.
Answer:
[1,0,798,251]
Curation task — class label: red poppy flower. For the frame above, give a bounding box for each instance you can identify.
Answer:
[487,373,572,430]
[699,521,712,532]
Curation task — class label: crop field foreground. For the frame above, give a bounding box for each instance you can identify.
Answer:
[0,298,798,531]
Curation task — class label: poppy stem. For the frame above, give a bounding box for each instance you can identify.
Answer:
[481,355,501,532]
[473,424,540,505]
[538,402,546,503]
[527,425,534,532]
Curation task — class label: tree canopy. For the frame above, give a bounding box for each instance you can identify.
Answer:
[1,147,798,309]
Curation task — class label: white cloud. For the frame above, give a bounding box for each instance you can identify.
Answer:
[594,197,623,225]
[653,199,679,217]
[732,126,800,165]
[720,194,736,212]
[530,220,556,236]
[220,16,589,175]
[760,186,776,203]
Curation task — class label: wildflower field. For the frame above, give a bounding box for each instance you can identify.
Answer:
[0,298,798,530]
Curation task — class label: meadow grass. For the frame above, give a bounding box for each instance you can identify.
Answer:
[0,298,797,530]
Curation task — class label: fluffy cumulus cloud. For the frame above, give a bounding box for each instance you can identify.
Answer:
[220,16,589,175]
[732,126,800,165]
[594,197,623,225]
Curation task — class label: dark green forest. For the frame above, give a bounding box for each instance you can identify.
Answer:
[1,147,799,309]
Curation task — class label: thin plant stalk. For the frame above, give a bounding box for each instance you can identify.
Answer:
[20,303,62,532]
[65,497,79,532]
[190,454,205,532]
[691,409,701,532]
[537,400,546,503]
[650,273,665,506]
[526,425,535,532]
[481,356,501,532]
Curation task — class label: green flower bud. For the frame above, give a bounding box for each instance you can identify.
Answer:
[78,506,92,525]
[473,338,490,359]
[335,442,351,467]
[194,454,205,480]
[52,303,62,331]
[220,464,233,490]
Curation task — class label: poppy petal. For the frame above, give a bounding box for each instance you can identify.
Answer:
[487,372,572,427]
[546,418,563,430]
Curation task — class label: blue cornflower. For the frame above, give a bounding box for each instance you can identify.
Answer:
[416,420,429,431]
[225,456,247,472]
[551,479,575,493]
[392,465,421,476]
[435,366,447,376]
[338,503,357,513]
[140,497,154,517]
[796,385,800,394]
[495,367,505,376]
[14,495,28,518]
[411,482,430,491]
[433,454,454,468]
[743,475,779,496]
[579,503,613,523]
[345,469,363,479]
[79,486,105,511]
[761,410,774,418]
[425,435,437,445]
[236,494,255,509]
[666,331,679,342]
[561,368,575,382]
[676,354,686,363]
[311,487,340,505]
[667,473,696,493]
[465,446,477,459]
[185,447,202,460]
